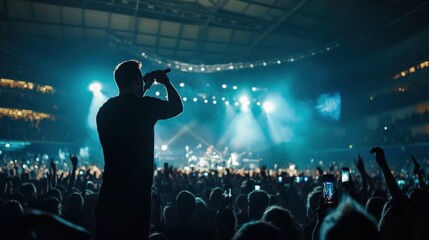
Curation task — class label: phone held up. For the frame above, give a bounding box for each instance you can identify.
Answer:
[341,167,350,183]
[322,174,335,204]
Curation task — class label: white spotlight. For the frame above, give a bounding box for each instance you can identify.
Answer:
[252,87,257,92]
[222,84,227,89]
[179,82,185,87]
[239,96,250,106]
[161,145,168,151]
[155,91,160,96]
[204,99,209,103]
[213,100,217,104]
[183,97,187,102]
[5,143,10,148]
[263,101,275,113]
[193,97,198,102]
[225,101,230,105]
[89,82,101,93]
[233,86,238,90]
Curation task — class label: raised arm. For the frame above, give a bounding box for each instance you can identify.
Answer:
[355,154,374,194]
[370,147,403,199]
[145,70,183,118]
[67,156,78,192]
[411,155,428,191]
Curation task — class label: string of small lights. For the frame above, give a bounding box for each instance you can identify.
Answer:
[140,40,342,73]
[393,60,429,79]
[109,33,342,73]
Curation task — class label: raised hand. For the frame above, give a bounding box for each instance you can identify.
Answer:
[370,147,387,167]
[143,72,155,90]
[70,156,78,169]
[50,159,57,172]
[150,70,169,84]
[354,154,365,172]
[411,155,421,174]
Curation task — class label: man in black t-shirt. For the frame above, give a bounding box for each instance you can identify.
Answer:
[95,60,183,239]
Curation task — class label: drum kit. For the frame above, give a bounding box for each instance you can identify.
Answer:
[185,144,260,169]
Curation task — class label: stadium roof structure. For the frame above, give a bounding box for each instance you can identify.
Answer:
[1,0,428,70]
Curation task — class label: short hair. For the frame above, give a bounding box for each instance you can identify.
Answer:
[176,190,196,219]
[320,198,379,240]
[114,60,142,89]
[262,206,301,240]
[235,194,248,211]
[233,221,282,240]
[248,190,270,220]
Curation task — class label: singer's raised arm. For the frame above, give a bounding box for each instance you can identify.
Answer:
[150,69,183,119]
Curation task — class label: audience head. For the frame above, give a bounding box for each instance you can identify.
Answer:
[235,194,248,212]
[46,188,63,202]
[262,205,301,240]
[176,190,196,220]
[148,232,169,240]
[365,196,386,223]
[63,192,84,219]
[193,197,209,226]
[248,190,269,220]
[408,188,429,217]
[210,188,223,208]
[306,188,322,222]
[378,198,428,240]
[320,198,380,240]
[9,192,27,208]
[19,182,37,205]
[163,204,177,226]
[233,221,282,240]
[39,197,62,215]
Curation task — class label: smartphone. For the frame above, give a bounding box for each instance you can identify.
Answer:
[79,170,84,175]
[254,185,260,190]
[203,172,209,177]
[295,176,301,183]
[322,174,335,204]
[341,168,350,182]
[278,176,283,183]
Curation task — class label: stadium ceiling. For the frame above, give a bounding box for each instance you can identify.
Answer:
[0,0,428,66]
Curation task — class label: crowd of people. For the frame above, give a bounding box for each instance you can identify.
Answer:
[0,147,427,239]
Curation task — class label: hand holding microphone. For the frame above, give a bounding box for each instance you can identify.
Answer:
[143,69,171,89]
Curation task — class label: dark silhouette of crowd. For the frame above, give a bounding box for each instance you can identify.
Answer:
[0,147,428,239]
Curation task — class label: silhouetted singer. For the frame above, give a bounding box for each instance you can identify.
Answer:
[95,60,183,239]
